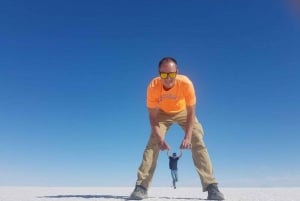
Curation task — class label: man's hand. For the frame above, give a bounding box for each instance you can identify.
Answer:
[180,138,192,149]
[159,140,171,151]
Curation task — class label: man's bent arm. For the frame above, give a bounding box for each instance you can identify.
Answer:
[148,107,163,143]
[185,105,196,141]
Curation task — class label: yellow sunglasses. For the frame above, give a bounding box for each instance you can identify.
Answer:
[159,71,177,79]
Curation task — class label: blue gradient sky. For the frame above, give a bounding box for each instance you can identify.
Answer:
[1,0,299,187]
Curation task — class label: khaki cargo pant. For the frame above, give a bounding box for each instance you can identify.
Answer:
[135,109,218,191]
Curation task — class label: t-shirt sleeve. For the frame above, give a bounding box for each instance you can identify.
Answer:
[147,80,159,109]
[184,80,196,106]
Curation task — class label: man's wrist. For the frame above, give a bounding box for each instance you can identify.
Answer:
[184,134,192,140]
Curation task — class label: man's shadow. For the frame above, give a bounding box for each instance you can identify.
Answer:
[40,194,128,199]
[40,194,206,200]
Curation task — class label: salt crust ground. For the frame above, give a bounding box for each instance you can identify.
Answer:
[0,187,300,201]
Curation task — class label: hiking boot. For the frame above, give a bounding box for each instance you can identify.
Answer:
[207,183,225,200]
[128,185,148,200]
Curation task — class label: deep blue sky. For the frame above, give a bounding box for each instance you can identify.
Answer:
[0,0,299,187]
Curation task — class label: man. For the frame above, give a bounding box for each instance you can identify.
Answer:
[129,57,224,200]
[167,150,182,189]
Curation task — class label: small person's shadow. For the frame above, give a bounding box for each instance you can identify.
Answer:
[40,195,206,200]
[149,197,206,200]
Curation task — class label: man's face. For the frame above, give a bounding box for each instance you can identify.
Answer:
[159,61,178,89]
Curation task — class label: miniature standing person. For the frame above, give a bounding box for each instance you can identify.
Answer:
[167,150,182,189]
[129,57,225,200]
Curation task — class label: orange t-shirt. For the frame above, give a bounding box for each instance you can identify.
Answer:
[147,75,196,113]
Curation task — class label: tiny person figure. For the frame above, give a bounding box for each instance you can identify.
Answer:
[167,150,182,189]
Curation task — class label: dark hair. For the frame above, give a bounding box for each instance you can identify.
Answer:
[158,57,178,69]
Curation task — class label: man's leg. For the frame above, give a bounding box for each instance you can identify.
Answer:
[175,110,218,191]
[171,170,176,188]
[174,170,178,182]
[135,133,161,189]
[135,110,173,189]
[190,120,218,191]
[171,170,176,182]
[130,133,161,200]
